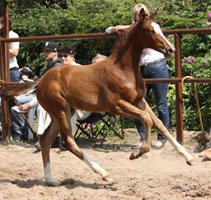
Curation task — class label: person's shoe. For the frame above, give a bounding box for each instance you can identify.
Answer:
[154,140,165,149]
[131,141,143,149]
[59,143,67,151]
[34,141,41,150]
[13,134,22,141]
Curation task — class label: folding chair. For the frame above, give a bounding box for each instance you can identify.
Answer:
[74,112,124,145]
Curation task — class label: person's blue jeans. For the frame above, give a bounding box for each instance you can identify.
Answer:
[0,92,35,139]
[134,59,169,143]
[10,68,21,82]
[11,92,35,139]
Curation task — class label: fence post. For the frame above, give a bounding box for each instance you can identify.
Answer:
[174,34,184,144]
[0,6,11,144]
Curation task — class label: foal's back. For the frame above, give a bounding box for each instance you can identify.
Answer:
[37,60,123,113]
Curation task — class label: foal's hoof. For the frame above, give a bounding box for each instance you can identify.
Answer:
[46,180,61,187]
[102,174,113,183]
[187,159,196,166]
[130,150,143,160]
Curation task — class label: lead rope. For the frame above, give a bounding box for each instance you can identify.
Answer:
[182,76,206,146]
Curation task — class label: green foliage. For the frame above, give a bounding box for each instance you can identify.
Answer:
[167,53,211,131]
[1,0,210,131]
[182,54,211,131]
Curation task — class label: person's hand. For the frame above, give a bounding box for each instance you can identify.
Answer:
[112,25,130,36]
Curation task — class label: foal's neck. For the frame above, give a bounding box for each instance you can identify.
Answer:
[111,24,144,74]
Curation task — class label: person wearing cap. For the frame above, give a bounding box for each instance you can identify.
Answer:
[58,45,80,66]
[0,16,20,82]
[43,41,61,72]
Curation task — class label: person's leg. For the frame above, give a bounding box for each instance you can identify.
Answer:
[11,110,28,140]
[27,107,36,140]
[16,95,38,112]
[10,69,20,82]
[15,92,35,104]
[71,112,78,137]
[132,66,151,148]
[34,103,51,150]
[150,60,169,144]
[11,92,35,140]
[133,118,145,141]
[133,83,152,148]
[37,104,51,135]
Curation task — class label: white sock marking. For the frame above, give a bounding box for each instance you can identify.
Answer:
[83,153,108,177]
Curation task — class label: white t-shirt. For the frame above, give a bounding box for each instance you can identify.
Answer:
[9,30,20,69]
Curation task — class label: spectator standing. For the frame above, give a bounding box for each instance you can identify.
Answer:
[0,16,20,82]
[105,3,174,149]
[0,16,35,140]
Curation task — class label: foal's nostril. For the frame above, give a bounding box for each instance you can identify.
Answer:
[168,48,174,53]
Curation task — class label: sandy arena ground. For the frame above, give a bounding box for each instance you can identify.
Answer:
[0,129,211,200]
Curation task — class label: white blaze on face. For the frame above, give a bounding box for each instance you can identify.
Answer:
[151,22,174,50]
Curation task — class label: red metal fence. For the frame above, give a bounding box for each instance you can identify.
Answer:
[1,8,211,144]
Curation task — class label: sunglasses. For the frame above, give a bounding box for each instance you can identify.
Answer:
[58,54,69,58]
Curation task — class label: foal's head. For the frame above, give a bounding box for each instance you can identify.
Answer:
[136,9,175,57]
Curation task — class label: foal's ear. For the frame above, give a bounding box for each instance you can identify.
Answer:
[150,8,159,19]
[139,8,148,21]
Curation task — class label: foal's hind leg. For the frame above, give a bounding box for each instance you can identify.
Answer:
[57,106,113,182]
[39,120,61,186]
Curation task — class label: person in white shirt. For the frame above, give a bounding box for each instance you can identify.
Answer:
[105,3,174,149]
[0,16,20,82]
[0,17,33,141]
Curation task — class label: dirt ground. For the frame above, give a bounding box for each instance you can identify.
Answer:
[0,129,211,200]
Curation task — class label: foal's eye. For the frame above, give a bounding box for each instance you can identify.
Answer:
[149,30,155,35]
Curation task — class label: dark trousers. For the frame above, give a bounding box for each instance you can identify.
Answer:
[10,68,20,82]
[134,59,169,143]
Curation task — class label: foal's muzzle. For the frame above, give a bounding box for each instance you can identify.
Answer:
[161,46,175,58]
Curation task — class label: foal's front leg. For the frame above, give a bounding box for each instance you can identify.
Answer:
[114,99,153,159]
[143,100,195,165]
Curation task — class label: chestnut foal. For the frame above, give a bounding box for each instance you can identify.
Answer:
[36,9,194,186]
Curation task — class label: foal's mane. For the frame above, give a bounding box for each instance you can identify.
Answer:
[112,16,151,64]
[112,7,159,56]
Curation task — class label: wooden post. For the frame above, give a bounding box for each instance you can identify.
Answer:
[0,5,11,144]
[174,34,184,144]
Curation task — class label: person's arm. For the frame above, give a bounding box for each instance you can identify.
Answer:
[9,48,19,56]
[9,31,20,57]
[105,25,131,35]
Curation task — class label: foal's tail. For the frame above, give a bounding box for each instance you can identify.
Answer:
[0,78,39,98]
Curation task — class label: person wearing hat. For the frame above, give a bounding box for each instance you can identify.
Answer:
[43,41,62,72]
[58,45,80,66]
